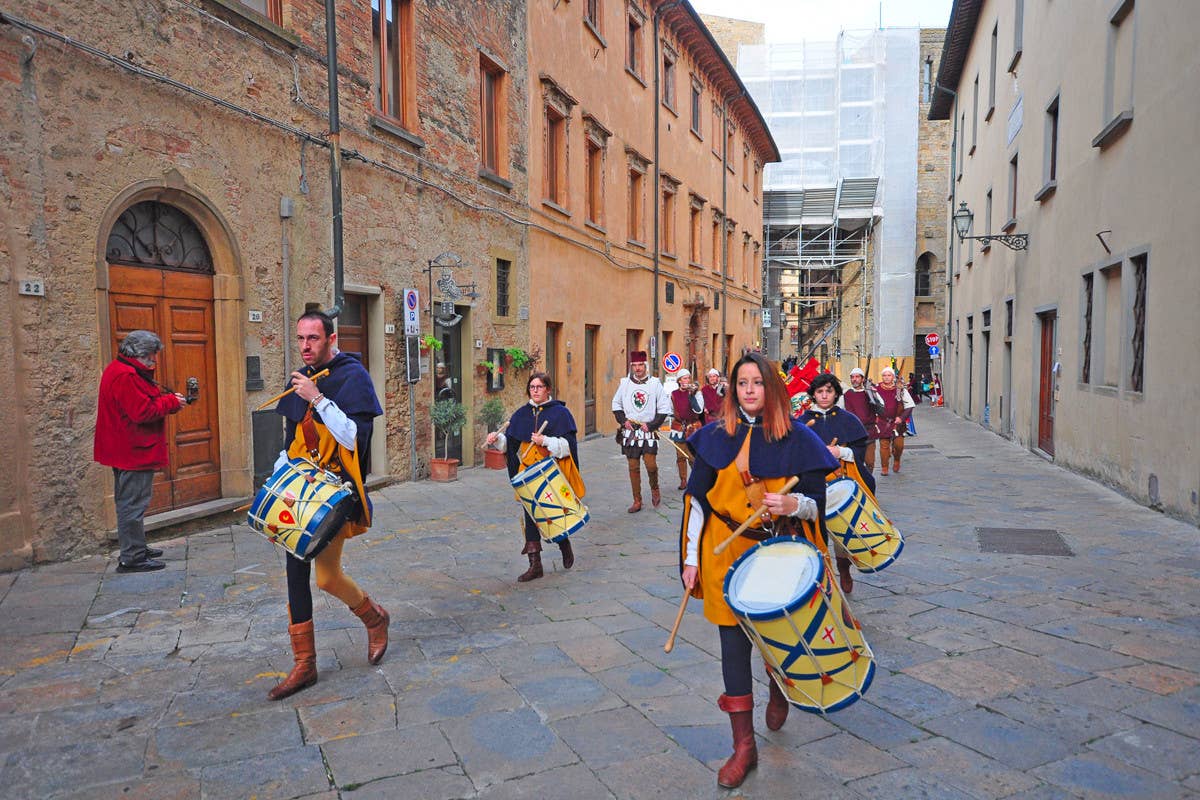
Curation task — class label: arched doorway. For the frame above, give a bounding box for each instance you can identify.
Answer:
[105,201,222,514]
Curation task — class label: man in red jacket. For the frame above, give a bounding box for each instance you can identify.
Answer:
[94,330,187,572]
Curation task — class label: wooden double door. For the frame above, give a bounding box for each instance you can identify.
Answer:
[108,264,221,514]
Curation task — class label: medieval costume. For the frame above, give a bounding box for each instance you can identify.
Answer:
[871,369,916,475]
[611,351,671,511]
[668,369,704,490]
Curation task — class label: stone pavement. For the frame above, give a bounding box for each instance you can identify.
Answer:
[1,408,1198,799]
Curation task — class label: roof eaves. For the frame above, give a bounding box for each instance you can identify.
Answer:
[929,0,981,120]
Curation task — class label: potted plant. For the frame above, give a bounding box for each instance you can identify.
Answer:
[420,334,443,354]
[476,398,508,470]
[504,346,540,371]
[430,397,467,481]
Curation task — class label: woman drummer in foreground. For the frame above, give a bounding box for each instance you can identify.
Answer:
[679,352,837,789]
[799,372,876,595]
[485,371,583,582]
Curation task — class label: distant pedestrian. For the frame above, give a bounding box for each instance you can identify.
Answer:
[842,367,884,475]
[872,367,915,475]
[486,371,583,581]
[800,373,875,594]
[700,367,727,423]
[667,369,703,489]
[94,330,187,573]
[612,351,671,512]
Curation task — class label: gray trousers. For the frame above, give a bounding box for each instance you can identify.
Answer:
[113,468,155,563]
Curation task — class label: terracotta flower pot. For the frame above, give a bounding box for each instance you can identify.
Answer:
[483,448,507,470]
[429,457,460,482]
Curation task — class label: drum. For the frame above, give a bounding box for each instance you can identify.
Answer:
[824,478,904,573]
[247,458,357,560]
[724,537,875,715]
[510,457,589,543]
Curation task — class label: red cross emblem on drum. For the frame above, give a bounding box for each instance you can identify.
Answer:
[822,626,836,644]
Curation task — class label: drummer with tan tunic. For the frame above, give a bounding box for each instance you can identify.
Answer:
[486,371,583,582]
[678,352,837,789]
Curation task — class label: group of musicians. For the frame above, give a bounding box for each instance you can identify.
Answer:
[103,320,897,790]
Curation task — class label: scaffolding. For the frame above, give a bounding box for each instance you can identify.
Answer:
[741,30,919,367]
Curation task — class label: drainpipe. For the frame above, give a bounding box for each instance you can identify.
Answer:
[720,97,728,372]
[652,0,681,376]
[935,81,959,402]
[324,0,345,319]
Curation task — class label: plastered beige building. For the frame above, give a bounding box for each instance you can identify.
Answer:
[931,0,1200,523]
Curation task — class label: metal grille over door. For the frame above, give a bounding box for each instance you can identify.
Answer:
[107,201,214,273]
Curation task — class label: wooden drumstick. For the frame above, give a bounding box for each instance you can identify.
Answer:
[664,589,691,653]
[712,475,800,555]
[655,430,694,463]
[516,421,549,462]
[254,368,331,411]
[480,421,509,450]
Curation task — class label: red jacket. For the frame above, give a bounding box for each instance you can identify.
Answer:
[93,357,182,471]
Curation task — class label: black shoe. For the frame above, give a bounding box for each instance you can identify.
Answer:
[116,558,166,573]
[145,547,163,558]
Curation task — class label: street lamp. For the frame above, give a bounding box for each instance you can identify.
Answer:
[952,201,1029,251]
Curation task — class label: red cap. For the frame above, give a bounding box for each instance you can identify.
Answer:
[629,351,648,364]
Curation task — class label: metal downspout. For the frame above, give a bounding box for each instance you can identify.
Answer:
[324,0,345,319]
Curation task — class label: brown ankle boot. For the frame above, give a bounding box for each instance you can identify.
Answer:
[765,669,789,731]
[648,469,661,507]
[627,463,642,512]
[518,540,543,582]
[268,620,318,701]
[836,556,855,595]
[558,538,575,570]
[716,693,757,788]
[351,595,390,665]
[677,461,688,491]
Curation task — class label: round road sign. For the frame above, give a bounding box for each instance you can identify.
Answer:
[662,352,682,373]
[924,332,940,347]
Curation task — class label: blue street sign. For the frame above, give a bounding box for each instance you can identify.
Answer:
[929,345,940,357]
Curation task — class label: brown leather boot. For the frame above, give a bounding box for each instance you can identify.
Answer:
[518,540,543,582]
[627,462,642,513]
[351,595,390,665]
[765,669,789,731]
[677,460,688,491]
[716,693,757,788]
[836,556,855,595]
[268,620,317,701]
[558,538,575,570]
[648,468,661,507]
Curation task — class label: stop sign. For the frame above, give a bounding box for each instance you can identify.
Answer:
[925,332,940,347]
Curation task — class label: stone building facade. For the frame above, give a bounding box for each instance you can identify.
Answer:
[914,28,951,384]
[0,0,533,567]
[931,0,1200,523]
[525,1,778,434]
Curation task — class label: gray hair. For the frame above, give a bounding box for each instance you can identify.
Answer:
[118,330,164,359]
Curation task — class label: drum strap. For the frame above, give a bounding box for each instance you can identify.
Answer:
[301,409,322,460]
[733,433,766,510]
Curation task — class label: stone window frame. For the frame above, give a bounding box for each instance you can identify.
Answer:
[661,40,678,113]
[626,146,651,247]
[659,172,681,259]
[688,191,707,267]
[582,112,612,231]
[540,74,579,213]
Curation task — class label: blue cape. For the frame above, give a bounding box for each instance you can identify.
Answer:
[505,399,579,476]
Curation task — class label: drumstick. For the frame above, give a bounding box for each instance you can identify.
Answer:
[655,430,694,463]
[480,421,509,450]
[517,421,549,462]
[712,475,800,555]
[663,590,691,653]
[254,368,331,411]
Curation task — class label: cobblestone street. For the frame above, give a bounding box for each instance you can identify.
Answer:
[1,408,1197,799]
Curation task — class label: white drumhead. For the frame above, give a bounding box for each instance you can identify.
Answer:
[726,540,820,614]
[825,479,858,516]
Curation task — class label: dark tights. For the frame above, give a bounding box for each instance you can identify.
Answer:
[285,556,314,624]
[719,624,754,696]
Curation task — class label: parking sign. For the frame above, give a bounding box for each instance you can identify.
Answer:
[403,289,420,336]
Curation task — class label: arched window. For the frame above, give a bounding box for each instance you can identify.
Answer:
[915,252,935,297]
[106,201,214,273]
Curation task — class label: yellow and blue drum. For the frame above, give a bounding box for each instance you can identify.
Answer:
[824,478,904,572]
[724,537,875,715]
[247,458,356,560]
[510,457,589,543]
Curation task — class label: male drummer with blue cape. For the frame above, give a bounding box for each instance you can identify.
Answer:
[485,370,583,582]
[266,310,387,701]
[799,372,876,595]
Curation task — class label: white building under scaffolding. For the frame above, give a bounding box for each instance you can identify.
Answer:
[739,30,920,370]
